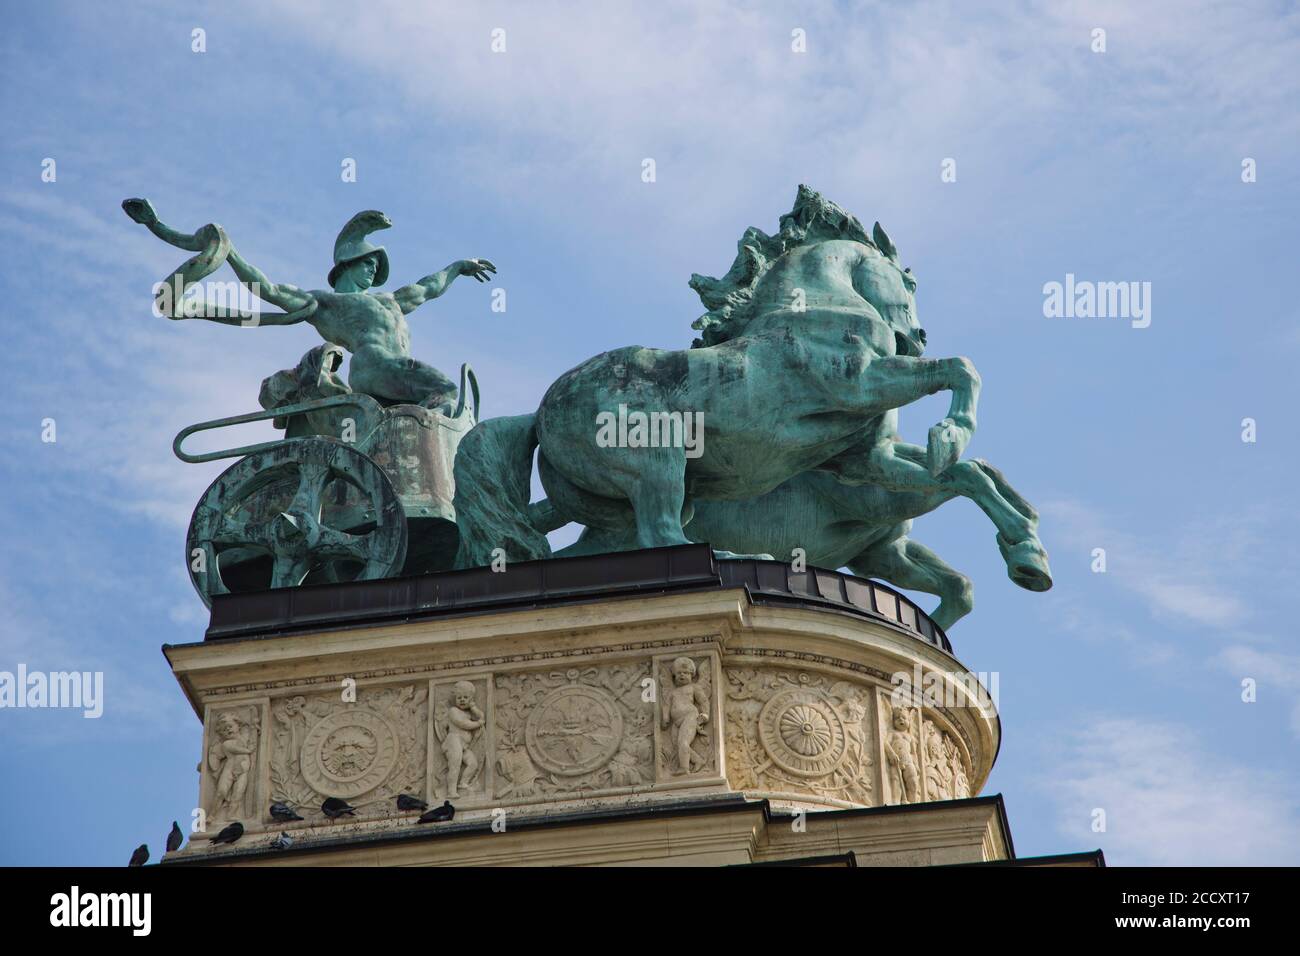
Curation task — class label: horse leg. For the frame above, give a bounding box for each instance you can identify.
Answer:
[627,449,694,550]
[830,438,1052,593]
[860,356,981,476]
[954,458,1052,592]
[894,451,1052,592]
[848,530,975,630]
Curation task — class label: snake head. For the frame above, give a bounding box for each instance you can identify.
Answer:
[122,198,158,226]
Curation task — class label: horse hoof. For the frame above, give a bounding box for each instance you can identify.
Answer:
[997,535,1053,592]
[926,419,966,476]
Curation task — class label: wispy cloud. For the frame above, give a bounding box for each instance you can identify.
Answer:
[1042,497,1254,630]
[1041,716,1300,865]
[1215,644,1300,739]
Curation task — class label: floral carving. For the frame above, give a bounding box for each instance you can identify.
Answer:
[922,718,971,801]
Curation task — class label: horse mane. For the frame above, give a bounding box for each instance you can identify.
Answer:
[688,184,878,347]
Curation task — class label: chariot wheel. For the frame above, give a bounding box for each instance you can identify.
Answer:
[186,438,407,608]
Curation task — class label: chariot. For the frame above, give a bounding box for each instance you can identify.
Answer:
[174,361,479,607]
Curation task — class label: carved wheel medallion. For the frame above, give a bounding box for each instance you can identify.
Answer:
[301,709,400,798]
[525,685,624,776]
[758,690,847,777]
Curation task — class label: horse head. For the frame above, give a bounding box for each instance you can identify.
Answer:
[859,221,925,357]
[688,185,925,357]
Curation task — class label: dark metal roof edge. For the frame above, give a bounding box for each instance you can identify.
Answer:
[943,849,1106,868]
[192,544,953,656]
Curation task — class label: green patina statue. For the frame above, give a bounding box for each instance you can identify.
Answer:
[451,186,1050,626]
[129,186,1049,627]
[122,198,495,408]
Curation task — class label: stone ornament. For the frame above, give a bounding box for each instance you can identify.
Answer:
[494,663,653,799]
[301,708,400,799]
[204,703,263,823]
[923,717,972,801]
[880,696,922,805]
[725,669,875,805]
[654,654,717,780]
[432,677,490,801]
[759,689,847,777]
[269,684,427,819]
[526,683,624,777]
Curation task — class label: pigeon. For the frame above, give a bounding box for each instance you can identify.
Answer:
[418,801,455,824]
[269,832,294,850]
[166,822,183,853]
[269,802,305,822]
[396,793,428,812]
[128,844,149,867]
[211,822,244,845]
[321,797,357,819]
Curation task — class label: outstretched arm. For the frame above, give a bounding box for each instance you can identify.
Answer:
[393,258,496,315]
[123,198,314,324]
[223,248,314,318]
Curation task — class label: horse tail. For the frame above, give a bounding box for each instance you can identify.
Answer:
[452,414,553,568]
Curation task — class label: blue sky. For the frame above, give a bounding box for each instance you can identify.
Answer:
[1,0,1298,865]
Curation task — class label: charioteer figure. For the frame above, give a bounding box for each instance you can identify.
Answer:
[122,199,495,410]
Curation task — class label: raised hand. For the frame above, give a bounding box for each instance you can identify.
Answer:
[461,258,497,282]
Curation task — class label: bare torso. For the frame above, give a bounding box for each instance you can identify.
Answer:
[306,290,412,357]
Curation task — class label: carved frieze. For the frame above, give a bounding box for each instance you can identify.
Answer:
[202,701,266,824]
[653,653,718,781]
[269,684,428,819]
[725,669,875,806]
[922,716,971,801]
[431,676,491,802]
[879,693,922,805]
[493,663,654,799]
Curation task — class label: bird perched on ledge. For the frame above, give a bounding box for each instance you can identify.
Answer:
[270,802,304,822]
[418,801,455,824]
[321,797,357,819]
[128,844,148,866]
[396,793,428,812]
[212,822,244,845]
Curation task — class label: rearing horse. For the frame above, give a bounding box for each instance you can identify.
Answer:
[453,185,983,566]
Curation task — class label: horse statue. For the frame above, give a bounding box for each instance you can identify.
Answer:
[451,185,1030,628]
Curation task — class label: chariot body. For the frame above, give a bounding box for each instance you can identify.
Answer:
[175,347,478,607]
